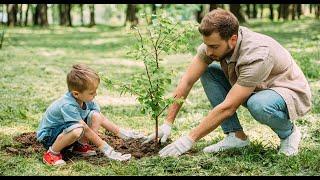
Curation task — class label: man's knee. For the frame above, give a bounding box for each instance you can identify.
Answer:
[247,96,273,124]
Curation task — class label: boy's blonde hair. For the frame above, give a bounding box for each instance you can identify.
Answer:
[67,64,100,92]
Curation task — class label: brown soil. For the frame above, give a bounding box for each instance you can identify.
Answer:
[6,131,184,164]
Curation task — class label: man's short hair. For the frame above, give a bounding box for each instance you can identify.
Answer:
[198,8,239,40]
[67,64,100,92]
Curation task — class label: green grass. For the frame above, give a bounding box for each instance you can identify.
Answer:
[0,18,320,175]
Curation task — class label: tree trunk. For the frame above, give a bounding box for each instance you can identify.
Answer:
[209,4,218,11]
[291,4,296,20]
[152,4,156,15]
[297,4,302,19]
[24,4,29,26]
[245,4,250,19]
[196,4,204,23]
[252,4,257,18]
[18,4,23,26]
[80,4,84,26]
[260,4,264,19]
[316,5,320,19]
[67,4,72,26]
[7,4,18,27]
[89,4,95,27]
[59,4,66,25]
[155,116,159,145]
[33,4,39,25]
[35,4,48,27]
[283,4,289,20]
[269,4,274,21]
[59,4,72,26]
[125,4,138,27]
[230,4,246,23]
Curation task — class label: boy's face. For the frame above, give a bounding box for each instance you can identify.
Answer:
[72,81,99,103]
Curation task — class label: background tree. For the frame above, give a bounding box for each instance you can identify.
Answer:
[7,4,18,27]
[209,4,218,11]
[18,4,22,26]
[260,4,264,19]
[0,4,5,49]
[89,4,95,27]
[196,4,204,23]
[80,4,84,26]
[230,4,246,23]
[297,4,302,19]
[316,4,320,19]
[59,4,72,26]
[24,4,29,26]
[269,4,274,21]
[34,4,48,27]
[125,4,138,27]
[245,4,251,19]
[252,4,257,18]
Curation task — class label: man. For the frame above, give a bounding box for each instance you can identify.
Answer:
[143,8,311,157]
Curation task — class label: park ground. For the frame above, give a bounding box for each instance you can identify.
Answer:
[0,17,320,175]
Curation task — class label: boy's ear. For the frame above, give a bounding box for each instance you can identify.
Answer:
[71,90,79,98]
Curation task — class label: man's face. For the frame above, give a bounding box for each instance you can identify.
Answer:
[203,32,237,61]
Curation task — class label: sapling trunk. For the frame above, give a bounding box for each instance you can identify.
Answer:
[155,116,159,145]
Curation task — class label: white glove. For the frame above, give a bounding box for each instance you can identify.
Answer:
[142,122,172,144]
[101,143,131,161]
[118,128,146,140]
[159,135,194,157]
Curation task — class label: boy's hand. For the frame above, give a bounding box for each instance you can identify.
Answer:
[118,128,146,140]
[142,122,172,144]
[102,144,131,161]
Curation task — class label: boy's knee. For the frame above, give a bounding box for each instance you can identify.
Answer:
[69,127,84,140]
[91,111,102,123]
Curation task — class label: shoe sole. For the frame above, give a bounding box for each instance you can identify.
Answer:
[43,158,66,166]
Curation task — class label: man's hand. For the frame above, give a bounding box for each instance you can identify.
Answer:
[159,135,194,157]
[142,123,172,144]
[102,143,131,161]
[118,128,146,140]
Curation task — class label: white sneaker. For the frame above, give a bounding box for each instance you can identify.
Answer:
[278,125,301,156]
[203,132,250,153]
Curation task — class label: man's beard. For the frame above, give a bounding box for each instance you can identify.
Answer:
[219,44,234,61]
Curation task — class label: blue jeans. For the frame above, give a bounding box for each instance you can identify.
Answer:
[200,63,293,139]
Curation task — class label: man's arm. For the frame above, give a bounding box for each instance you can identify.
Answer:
[188,83,255,141]
[166,55,209,124]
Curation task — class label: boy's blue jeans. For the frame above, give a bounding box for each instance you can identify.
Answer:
[200,63,293,139]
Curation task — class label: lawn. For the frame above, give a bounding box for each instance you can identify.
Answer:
[0,17,319,175]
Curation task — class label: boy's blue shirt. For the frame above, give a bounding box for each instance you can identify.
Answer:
[36,92,100,141]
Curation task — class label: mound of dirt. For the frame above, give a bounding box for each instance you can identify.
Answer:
[7,131,174,162]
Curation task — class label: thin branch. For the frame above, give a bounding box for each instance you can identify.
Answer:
[156,95,177,118]
[158,22,179,48]
[137,27,157,104]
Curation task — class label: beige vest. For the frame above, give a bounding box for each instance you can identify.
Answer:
[197,26,312,120]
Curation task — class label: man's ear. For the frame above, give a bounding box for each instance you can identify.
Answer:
[229,34,238,49]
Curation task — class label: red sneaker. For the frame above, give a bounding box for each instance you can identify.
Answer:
[72,143,97,156]
[43,150,66,166]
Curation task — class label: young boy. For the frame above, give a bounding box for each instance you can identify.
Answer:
[37,64,144,166]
